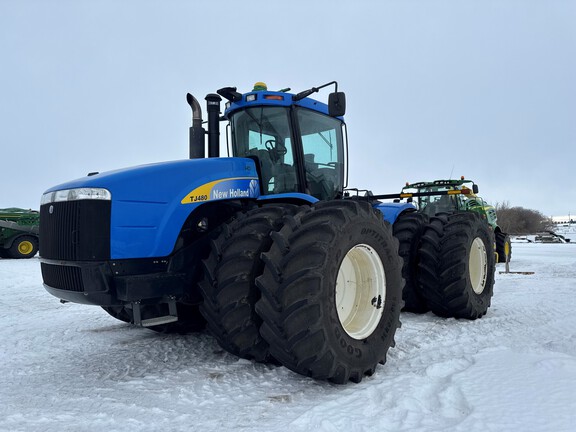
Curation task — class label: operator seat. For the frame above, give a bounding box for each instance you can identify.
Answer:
[248,148,273,192]
[304,154,336,200]
[424,194,457,215]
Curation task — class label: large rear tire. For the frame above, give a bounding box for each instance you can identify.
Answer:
[495,231,512,263]
[418,212,495,319]
[198,205,298,362]
[393,211,429,313]
[255,200,403,384]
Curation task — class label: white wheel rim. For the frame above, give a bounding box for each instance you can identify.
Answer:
[469,237,488,294]
[335,244,386,340]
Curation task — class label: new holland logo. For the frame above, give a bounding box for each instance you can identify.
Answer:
[181,178,259,204]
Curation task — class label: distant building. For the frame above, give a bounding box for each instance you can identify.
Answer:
[552,216,573,224]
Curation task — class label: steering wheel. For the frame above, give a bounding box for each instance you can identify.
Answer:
[264,139,276,152]
[265,139,287,162]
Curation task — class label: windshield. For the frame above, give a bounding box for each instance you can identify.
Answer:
[405,184,482,215]
[230,106,299,195]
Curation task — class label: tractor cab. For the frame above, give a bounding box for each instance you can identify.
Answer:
[402,178,480,216]
[196,82,348,202]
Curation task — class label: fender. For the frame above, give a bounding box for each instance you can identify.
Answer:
[43,157,260,259]
[373,202,417,224]
[257,192,318,206]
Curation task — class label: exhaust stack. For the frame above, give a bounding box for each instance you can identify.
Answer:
[187,93,205,159]
[205,94,221,158]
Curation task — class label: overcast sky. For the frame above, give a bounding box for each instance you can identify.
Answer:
[1,0,575,217]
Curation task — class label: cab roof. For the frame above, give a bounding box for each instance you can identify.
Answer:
[403,178,477,191]
[223,90,332,119]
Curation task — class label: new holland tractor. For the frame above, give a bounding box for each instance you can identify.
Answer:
[39,82,495,383]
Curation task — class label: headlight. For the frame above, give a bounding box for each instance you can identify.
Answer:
[41,188,112,205]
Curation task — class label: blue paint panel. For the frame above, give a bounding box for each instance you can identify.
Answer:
[373,202,417,224]
[44,158,259,259]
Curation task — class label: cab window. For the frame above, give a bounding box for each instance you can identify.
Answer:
[230,107,299,195]
[296,108,345,200]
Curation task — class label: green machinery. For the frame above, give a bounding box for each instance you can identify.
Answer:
[0,208,40,259]
[398,177,510,262]
[382,177,511,313]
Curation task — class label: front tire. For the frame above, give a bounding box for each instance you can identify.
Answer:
[255,200,403,384]
[198,205,298,362]
[418,212,495,319]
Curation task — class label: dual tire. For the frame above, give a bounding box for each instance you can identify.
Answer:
[417,212,495,319]
[200,201,404,383]
[394,211,496,319]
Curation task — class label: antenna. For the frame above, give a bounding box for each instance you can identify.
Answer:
[449,164,455,179]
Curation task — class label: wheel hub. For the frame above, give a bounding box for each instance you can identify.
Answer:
[18,241,33,255]
[335,244,386,340]
[469,237,488,294]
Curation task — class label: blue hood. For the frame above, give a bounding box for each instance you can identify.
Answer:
[44,157,260,259]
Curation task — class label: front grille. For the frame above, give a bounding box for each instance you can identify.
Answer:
[41,263,85,292]
[39,200,111,261]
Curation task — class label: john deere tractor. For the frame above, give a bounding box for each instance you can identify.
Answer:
[387,178,509,313]
[39,82,495,383]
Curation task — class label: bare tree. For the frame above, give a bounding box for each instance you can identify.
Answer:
[494,202,552,234]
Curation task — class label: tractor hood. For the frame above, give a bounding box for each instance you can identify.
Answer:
[43,157,259,202]
[41,157,260,259]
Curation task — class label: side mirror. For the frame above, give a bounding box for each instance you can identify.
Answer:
[328,92,346,117]
[473,184,479,194]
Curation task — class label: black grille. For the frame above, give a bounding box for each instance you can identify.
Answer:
[41,263,85,292]
[39,200,111,261]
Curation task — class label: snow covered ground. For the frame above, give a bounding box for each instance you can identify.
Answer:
[1,243,575,432]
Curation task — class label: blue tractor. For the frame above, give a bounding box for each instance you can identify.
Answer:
[39,82,495,383]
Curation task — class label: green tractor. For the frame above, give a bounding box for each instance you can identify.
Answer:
[384,178,510,313]
[0,208,40,259]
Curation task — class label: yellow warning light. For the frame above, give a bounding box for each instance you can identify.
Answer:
[253,82,267,91]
